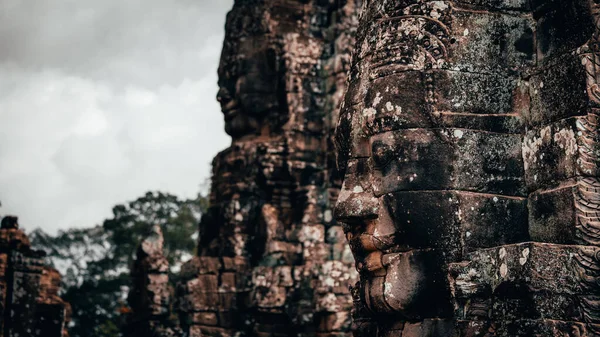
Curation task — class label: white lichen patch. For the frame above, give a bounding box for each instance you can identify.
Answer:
[386,101,394,112]
[233,233,247,256]
[324,210,333,222]
[298,225,324,243]
[519,247,530,265]
[522,126,551,170]
[430,1,449,19]
[353,185,364,193]
[499,247,507,260]
[453,129,464,139]
[500,263,508,278]
[363,107,376,118]
[373,92,383,107]
[337,186,352,203]
[553,127,577,156]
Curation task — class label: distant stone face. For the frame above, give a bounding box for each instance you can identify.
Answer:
[0,216,70,337]
[175,0,362,336]
[335,0,600,336]
[217,32,283,139]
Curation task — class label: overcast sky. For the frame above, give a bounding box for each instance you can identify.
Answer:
[0,0,234,234]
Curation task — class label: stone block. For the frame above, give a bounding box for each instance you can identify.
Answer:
[528,183,578,244]
[385,190,529,258]
[523,118,581,190]
[370,129,525,197]
[219,273,236,293]
[191,312,218,326]
[525,54,588,127]
[448,243,599,323]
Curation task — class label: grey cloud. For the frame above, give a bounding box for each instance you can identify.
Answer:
[0,0,230,88]
[0,0,234,233]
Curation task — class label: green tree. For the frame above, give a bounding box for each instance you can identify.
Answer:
[30,191,208,337]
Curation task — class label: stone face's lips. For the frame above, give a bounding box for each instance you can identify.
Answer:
[223,108,239,122]
[222,102,240,122]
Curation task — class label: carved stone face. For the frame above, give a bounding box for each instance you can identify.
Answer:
[334,121,457,320]
[334,0,532,323]
[217,36,283,139]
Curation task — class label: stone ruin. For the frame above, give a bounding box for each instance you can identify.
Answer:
[14,0,600,335]
[125,0,362,337]
[0,216,70,337]
[334,0,600,336]
[124,0,600,336]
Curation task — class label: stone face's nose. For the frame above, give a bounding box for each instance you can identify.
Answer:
[216,87,232,106]
[334,158,379,223]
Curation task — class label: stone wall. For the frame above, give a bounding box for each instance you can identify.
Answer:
[173,1,362,336]
[334,0,600,336]
[0,216,70,337]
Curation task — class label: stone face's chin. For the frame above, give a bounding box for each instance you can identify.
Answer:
[220,92,278,138]
[361,250,452,319]
[224,111,257,138]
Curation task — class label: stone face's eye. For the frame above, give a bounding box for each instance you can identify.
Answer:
[372,141,395,171]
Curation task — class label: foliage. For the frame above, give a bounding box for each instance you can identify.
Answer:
[30,191,208,337]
